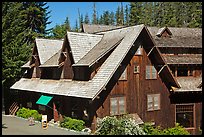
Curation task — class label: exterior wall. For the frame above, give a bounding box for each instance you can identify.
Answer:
[61,45,74,79]
[95,48,175,129]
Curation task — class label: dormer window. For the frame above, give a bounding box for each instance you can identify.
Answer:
[156,27,172,38]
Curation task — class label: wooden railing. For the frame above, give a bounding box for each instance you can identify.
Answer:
[9,102,19,115]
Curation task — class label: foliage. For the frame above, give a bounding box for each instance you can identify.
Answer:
[162,123,190,135]
[94,115,146,135]
[2,2,51,113]
[16,107,42,121]
[60,116,85,131]
[129,2,202,28]
[142,122,190,135]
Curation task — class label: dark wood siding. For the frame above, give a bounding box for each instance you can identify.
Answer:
[95,47,175,129]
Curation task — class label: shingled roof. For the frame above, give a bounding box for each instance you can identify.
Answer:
[67,32,103,63]
[82,24,202,49]
[174,77,202,92]
[82,24,124,34]
[35,38,63,65]
[163,54,202,64]
[11,24,180,100]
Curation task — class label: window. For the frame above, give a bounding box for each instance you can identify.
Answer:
[176,104,194,128]
[177,67,188,77]
[147,94,160,111]
[134,65,140,73]
[110,96,126,115]
[135,46,143,55]
[27,102,32,108]
[39,105,46,111]
[146,65,157,79]
[119,68,127,80]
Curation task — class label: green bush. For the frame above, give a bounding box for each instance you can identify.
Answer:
[16,107,42,121]
[60,116,85,131]
[141,122,190,135]
[162,123,190,135]
[94,115,146,135]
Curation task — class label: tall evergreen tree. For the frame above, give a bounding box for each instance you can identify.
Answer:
[74,19,79,32]
[120,2,124,25]
[124,5,129,26]
[103,11,110,25]
[2,2,51,114]
[64,16,71,31]
[84,13,90,24]
[116,6,121,25]
[109,11,115,25]
[21,2,51,44]
[92,2,97,24]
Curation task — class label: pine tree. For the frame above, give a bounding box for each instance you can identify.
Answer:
[188,2,202,28]
[116,6,121,25]
[92,2,97,24]
[64,17,71,31]
[99,14,104,25]
[74,19,79,32]
[84,13,90,24]
[103,11,110,25]
[124,5,129,26]
[120,2,124,25]
[3,2,52,114]
[129,2,143,25]
[109,11,115,25]
[21,2,51,44]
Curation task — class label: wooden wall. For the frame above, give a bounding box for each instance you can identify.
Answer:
[95,47,175,129]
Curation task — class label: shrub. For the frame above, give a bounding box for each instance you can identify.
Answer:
[162,123,190,135]
[16,107,42,121]
[141,122,190,135]
[94,115,146,135]
[60,116,85,131]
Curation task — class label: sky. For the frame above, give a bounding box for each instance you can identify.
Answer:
[46,2,130,30]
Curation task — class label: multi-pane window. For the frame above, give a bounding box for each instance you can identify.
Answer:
[134,65,140,73]
[146,65,157,79]
[176,104,194,128]
[119,68,127,80]
[110,96,126,116]
[147,94,160,111]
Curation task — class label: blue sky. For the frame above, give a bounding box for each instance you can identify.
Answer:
[46,2,130,30]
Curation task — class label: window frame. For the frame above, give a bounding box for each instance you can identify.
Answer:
[134,65,140,73]
[110,96,126,116]
[147,94,161,111]
[175,103,195,128]
[146,65,157,79]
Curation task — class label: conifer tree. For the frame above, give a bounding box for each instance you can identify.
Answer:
[124,5,129,26]
[92,2,97,24]
[2,2,51,114]
[84,13,90,24]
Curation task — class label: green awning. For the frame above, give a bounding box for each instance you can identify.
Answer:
[36,95,53,106]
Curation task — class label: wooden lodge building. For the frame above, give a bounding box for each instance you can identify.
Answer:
[10,24,202,134]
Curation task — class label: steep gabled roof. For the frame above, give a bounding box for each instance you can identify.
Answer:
[11,24,180,100]
[35,38,63,65]
[156,26,172,37]
[67,32,103,63]
[39,49,61,67]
